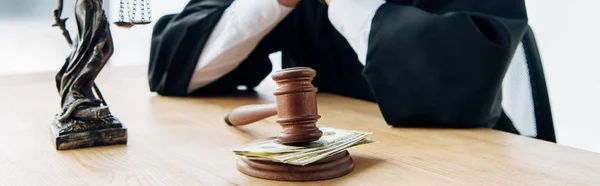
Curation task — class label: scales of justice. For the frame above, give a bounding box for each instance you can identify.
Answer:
[49,0,151,150]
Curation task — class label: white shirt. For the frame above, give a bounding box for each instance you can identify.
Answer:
[188,0,385,92]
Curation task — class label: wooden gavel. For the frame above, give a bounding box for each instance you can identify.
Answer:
[224,67,323,144]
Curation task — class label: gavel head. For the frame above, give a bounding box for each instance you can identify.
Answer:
[272,67,323,144]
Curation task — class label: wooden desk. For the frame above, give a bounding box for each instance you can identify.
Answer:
[1,66,599,185]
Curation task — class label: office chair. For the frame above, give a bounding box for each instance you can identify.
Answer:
[502,25,557,143]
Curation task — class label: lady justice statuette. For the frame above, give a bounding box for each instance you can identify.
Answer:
[50,0,150,150]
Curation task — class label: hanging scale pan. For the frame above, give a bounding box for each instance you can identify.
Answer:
[114,0,152,28]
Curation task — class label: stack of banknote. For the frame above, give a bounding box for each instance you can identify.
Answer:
[231,126,374,166]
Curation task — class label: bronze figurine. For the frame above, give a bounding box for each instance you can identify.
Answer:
[50,0,151,150]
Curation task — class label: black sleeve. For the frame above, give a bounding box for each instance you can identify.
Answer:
[363,1,528,129]
[148,0,283,96]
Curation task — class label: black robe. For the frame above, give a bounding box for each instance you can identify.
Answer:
[148,0,528,133]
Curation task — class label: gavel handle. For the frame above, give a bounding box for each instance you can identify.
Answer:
[224,104,277,126]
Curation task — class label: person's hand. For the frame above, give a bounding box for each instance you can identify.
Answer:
[278,0,302,7]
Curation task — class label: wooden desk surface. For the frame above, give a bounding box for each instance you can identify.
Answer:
[1,66,599,185]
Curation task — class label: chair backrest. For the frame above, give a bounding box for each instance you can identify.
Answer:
[502,26,557,143]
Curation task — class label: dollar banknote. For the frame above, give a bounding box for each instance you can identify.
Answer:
[278,138,376,165]
[231,126,374,166]
[240,138,375,163]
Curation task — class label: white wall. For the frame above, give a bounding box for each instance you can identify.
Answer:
[527,0,600,152]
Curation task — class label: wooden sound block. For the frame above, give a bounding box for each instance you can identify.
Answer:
[49,118,128,150]
[237,150,354,181]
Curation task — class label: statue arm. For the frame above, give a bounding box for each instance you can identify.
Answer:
[53,0,73,46]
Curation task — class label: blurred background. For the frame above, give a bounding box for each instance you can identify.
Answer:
[0,0,598,153]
